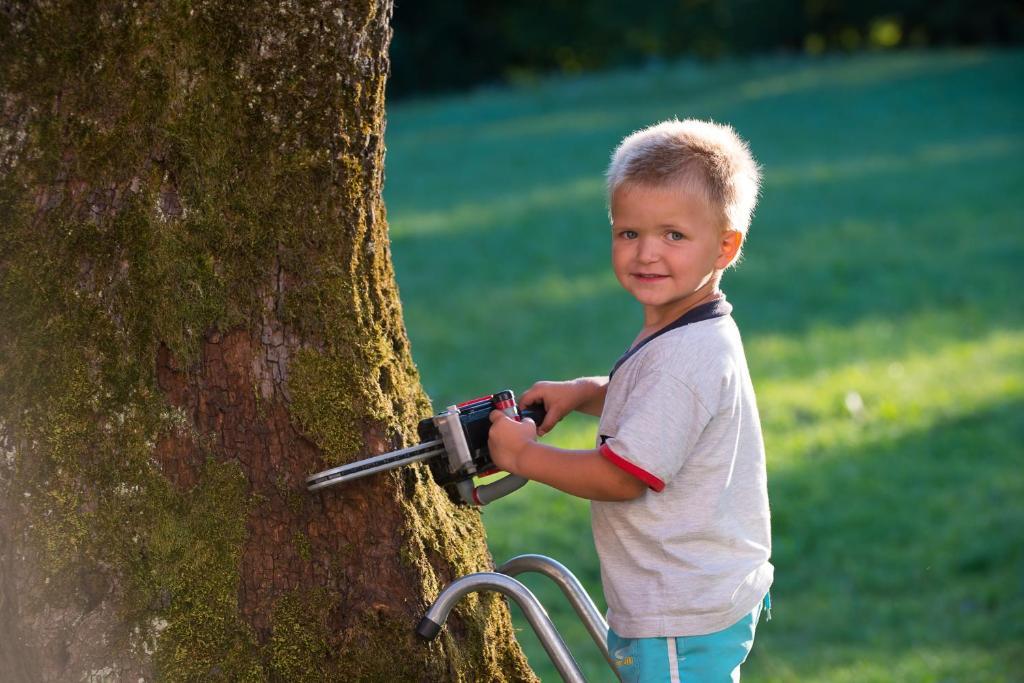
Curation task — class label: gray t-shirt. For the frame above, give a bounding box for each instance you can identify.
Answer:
[593,314,773,637]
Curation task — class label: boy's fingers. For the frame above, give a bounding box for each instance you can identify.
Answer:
[538,411,560,436]
[519,417,540,441]
[489,409,507,424]
[519,387,540,408]
[518,385,558,434]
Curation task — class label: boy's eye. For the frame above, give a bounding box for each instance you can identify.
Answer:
[618,230,638,239]
[667,231,684,241]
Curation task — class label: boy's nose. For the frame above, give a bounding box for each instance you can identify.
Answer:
[637,238,660,263]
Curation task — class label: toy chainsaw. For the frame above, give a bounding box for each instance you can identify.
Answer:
[306,390,545,506]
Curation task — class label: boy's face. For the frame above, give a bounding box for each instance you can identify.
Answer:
[610,183,741,328]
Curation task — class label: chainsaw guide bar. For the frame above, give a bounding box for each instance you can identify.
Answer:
[306,439,444,492]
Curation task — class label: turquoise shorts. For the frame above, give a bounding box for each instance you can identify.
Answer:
[607,593,770,682]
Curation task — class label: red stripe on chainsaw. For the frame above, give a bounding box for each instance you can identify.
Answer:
[458,394,492,408]
[493,397,514,411]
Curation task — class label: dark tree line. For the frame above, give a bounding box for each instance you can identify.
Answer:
[390,0,1024,97]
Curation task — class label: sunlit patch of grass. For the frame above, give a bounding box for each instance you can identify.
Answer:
[753,324,1023,464]
[389,177,604,239]
[767,135,1024,186]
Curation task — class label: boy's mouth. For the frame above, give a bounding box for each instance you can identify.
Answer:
[632,273,668,280]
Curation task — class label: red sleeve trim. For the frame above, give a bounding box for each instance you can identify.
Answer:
[599,443,665,492]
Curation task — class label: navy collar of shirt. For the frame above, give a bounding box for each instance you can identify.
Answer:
[609,296,733,379]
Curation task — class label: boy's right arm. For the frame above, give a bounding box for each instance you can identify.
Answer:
[520,376,608,436]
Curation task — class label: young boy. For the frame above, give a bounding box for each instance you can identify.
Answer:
[488,119,772,681]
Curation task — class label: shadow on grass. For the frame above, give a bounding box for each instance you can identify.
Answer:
[747,397,1024,680]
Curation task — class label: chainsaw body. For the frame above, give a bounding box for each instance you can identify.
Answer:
[306,389,545,506]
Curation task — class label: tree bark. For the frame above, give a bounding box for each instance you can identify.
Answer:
[0,1,536,680]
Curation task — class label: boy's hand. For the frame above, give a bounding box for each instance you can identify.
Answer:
[487,410,538,474]
[520,378,608,436]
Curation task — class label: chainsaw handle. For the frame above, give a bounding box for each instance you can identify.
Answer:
[470,402,546,505]
[520,403,547,428]
[472,474,529,505]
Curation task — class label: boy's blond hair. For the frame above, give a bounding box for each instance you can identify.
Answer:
[606,119,762,246]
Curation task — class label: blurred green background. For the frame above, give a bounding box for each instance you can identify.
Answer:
[383,43,1024,683]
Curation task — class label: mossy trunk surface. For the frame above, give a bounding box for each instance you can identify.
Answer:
[0,2,536,680]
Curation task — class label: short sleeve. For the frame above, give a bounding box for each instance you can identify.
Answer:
[600,370,712,491]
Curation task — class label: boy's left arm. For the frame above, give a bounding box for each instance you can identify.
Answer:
[488,411,646,501]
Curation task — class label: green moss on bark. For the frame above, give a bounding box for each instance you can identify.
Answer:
[289,343,394,463]
[268,589,332,682]
[147,461,263,682]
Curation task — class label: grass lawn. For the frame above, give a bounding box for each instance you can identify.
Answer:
[384,50,1024,682]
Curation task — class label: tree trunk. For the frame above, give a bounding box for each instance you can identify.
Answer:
[0,1,536,680]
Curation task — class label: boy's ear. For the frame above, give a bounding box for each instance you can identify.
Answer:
[715,230,743,269]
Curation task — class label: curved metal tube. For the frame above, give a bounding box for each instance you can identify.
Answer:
[417,572,585,683]
[498,554,613,671]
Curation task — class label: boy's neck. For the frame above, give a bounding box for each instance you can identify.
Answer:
[640,285,723,334]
